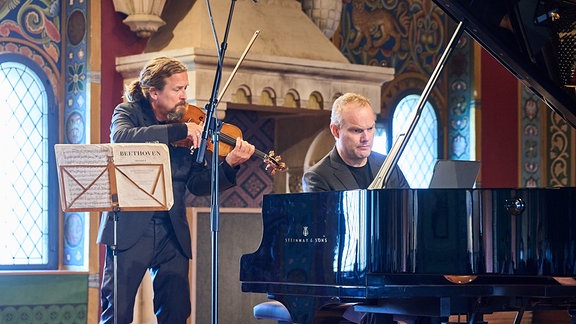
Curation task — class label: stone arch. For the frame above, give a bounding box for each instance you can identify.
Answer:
[307,91,324,110]
[284,89,301,108]
[259,87,277,106]
[232,84,252,104]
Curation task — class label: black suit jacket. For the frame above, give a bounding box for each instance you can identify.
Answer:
[96,100,238,259]
[302,147,408,192]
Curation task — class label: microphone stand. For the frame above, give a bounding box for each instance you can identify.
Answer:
[195,1,237,324]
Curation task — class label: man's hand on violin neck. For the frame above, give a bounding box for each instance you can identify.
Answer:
[225,138,255,167]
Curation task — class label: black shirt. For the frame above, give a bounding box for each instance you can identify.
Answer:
[348,161,373,189]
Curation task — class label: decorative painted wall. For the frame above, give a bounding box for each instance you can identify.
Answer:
[546,109,574,187]
[519,74,574,188]
[520,85,543,187]
[446,34,474,160]
[334,0,447,85]
[0,0,61,90]
[63,0,89,267]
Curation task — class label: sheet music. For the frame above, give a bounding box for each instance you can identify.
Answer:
[55,143,174,212]
[55,145,115,210]
[112,144,173,208]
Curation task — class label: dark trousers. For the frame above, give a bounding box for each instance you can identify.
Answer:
[100,217,191,324]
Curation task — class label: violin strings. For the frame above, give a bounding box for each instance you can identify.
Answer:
[217,131,278,166]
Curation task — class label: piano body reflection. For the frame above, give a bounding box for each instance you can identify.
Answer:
[240,189,576,322]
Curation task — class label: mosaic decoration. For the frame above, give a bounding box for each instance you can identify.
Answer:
[186,110,275,208]
[520,86,542,187]
[63,0,88,267]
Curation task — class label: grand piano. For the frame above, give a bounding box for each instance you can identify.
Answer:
[241,189,576,322]
[240,0,576,323]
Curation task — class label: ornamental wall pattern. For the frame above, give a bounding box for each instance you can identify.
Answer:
[63,0,88,268]
[546,108,573,187]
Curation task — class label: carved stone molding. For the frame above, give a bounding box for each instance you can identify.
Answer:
[112,0,167,38]
[116,47,393,116]
[301,0,343,39]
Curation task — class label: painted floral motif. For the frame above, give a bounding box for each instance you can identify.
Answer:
[0,0,61,62]
[66,61,85,94]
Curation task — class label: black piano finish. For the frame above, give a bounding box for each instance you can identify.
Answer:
[240,189,576,322]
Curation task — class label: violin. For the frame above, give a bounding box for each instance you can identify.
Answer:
[171,103,287,175]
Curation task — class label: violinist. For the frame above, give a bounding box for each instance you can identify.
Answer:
[96,56,255,324]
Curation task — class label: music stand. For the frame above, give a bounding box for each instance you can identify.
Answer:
[55,143,174,324]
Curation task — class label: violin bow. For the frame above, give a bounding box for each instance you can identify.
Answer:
[217,30,260,105]
[208,30,287,175]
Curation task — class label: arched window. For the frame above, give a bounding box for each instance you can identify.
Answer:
[0,59,57,269]
[392,94,438,188]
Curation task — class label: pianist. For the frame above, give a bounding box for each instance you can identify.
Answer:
[302,92,408,192]
[301,92,410,323]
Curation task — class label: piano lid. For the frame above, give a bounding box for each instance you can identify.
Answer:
[433,0,576,128]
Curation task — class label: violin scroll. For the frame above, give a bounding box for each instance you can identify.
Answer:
[263,151,287,175]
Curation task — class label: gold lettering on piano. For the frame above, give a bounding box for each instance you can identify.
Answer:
[283,224,328,244]
[284,237,328,243]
